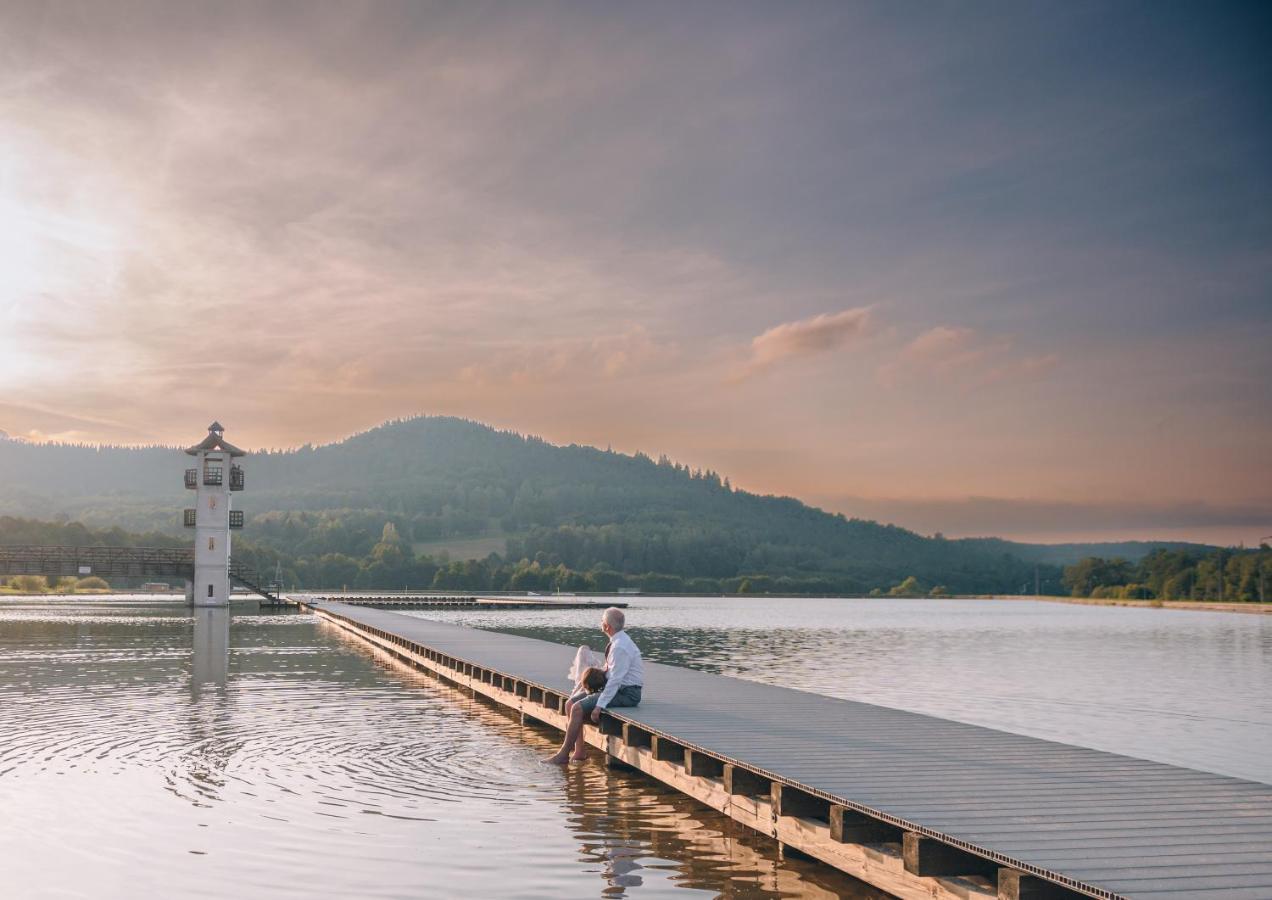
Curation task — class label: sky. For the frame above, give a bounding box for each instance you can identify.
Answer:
[0,2,1269,545]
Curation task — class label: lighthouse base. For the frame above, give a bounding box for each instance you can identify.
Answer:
[193,596,230,608]
[192,567,231,607]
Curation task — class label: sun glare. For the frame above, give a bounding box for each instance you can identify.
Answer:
[0,176,123,387]
[0,139,126,294]
[0,195,42,301]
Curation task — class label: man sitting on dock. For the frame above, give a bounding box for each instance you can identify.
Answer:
[546,607,644,765]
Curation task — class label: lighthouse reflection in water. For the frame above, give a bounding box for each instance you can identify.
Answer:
[192,605,230,694]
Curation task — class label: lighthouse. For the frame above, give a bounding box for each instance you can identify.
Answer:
[184,422,246,607]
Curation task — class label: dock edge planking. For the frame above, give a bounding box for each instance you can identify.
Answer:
[302,600,1272,900]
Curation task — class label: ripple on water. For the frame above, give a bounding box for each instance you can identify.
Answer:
[0,601,880,899]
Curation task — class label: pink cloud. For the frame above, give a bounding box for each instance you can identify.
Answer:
[902,326,987,367]
[740,306,873,378]
[880,326,1058,388]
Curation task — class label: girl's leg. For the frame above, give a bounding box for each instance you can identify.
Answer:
[545,702,588,765]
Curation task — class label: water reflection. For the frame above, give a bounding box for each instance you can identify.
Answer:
[177,605,236,808]
[556,756,883,899]
[333,625,881,899]
[1,598,878,898]
[191,606,230,695]
[5,595,1270,898]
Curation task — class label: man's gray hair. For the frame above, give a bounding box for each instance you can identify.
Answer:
[603,607,626,631]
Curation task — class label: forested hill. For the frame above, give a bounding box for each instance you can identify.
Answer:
[0,417,1202,594]
[951,538,1215,568]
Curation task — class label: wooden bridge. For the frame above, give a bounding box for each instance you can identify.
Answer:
[0,544,280,602]
[306,599,1272,900]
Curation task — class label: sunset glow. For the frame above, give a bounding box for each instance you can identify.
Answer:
[0,3,1267,543]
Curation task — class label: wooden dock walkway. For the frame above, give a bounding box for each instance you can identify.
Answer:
[275,593,626,611]
[305,600,1272,900]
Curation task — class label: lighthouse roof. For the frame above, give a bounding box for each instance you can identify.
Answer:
[186,424,245,457]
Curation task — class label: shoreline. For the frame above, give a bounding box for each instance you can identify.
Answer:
[4,590,1271,615]
[978,594,1272,615]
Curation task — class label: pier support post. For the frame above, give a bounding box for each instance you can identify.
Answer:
[723,764,767,797]
[622,723,652,749]
[685,750,724,778]
[604,753,635,771]
[772,783,829,821]
[830,806,901,844]
[651,736,684,764]
[999,870,1079,900]
[598,715,625,737]
[520,710,552,729]
[903,832,997,878]
[777,842,817,862]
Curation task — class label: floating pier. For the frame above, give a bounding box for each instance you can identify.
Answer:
[304,600,1272,900]
[277,593,626,611]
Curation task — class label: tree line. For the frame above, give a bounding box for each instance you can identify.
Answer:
[8,513,1260,601]
[1061,546,1271,602]
[1,417,1218,595]
[0,515,1012,596]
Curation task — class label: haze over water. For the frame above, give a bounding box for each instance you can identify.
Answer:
[2,595,1269,898]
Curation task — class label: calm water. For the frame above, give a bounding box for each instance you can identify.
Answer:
[2,595,1270,899]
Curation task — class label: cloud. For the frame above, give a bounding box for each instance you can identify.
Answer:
[879,325,1058,388]
[738,306,873,378]
[0,4,1266,540]
[0,401,146,444]
[902,326,985,367]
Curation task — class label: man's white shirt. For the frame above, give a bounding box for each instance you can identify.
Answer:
[597,629,644,709]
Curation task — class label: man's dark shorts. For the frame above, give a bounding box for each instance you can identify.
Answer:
[572,684,642,715]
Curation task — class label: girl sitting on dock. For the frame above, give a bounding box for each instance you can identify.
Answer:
[578,665,607,696]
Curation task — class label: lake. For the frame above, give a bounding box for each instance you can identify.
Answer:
[2,595,1269,898]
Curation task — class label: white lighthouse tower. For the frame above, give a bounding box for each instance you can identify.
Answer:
[184,422,246,607]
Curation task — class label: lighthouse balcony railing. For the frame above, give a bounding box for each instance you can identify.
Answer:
[230,466,245,491]
[229,511,244,529]
[203,467,223,486]
[184,469,197,489]
[183,509,197,527]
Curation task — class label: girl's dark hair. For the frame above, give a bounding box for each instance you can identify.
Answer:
[582,666,607,693]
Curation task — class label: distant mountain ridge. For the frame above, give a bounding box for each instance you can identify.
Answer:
[0,416,1214,593]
